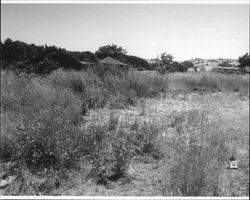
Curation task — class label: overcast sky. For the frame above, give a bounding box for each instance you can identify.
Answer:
[1,3,249,61]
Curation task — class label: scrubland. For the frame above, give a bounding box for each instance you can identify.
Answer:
[0,67,249,196]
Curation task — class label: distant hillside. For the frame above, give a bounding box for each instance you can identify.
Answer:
[188,58,239,71]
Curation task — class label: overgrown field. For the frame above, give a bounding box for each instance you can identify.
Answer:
[0,68,249,196]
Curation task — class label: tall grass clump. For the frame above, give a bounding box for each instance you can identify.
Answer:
[1,71,84,172]
[81,115,162,182]
[47,68,169,109]
[48,69,108,110]
[125,71,169,98]
[160,110,230,196]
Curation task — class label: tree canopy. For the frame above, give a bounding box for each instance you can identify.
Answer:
[238,53,250,72]
[181,61,194,69]
[1,39,151,73]
[123,55,150,70]
[95,44,127,60]
[160,53,174,66]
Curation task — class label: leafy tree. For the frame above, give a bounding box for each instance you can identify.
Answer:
[79,51,96,62]
[168,61,187,72]
[160,53,174,66]
[123,55,150,70]
[95,44,127,60]
[181,61,194,69]
[238,53,250,72]
[2,39,28,61]
[69,51,96,62]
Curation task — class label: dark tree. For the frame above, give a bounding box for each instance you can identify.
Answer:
[238,53,250,72]
[2,39,28,61]
[160,53,174,66]
[68,51,96,62]
[123,55,150,70]
[167,61,187,72]
[181,61,194,69]
[80,51,96,62]
[95,44,127,60]
[218,62,232,67]
[0,41,3,60]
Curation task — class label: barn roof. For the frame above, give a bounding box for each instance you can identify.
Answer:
[99,57,128,66]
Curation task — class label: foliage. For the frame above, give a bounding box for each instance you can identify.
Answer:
[95,44,127,60]
[1,38,66,63]
[0,74,83,172]
[1,39,151,72]
[67,51,97,62]
[149,110,231,196]
[181,61,194,69]
[238,53,250,72]
[1,69,249,195]
[0,70,163,189]
[123,55,150,70]
[160,53,174,66]
[153,53,189,73]
[166,110,229,196]
[168,61,188,72]
[1,38,35,61]
[218,62,232,67]
[125,71,168,97]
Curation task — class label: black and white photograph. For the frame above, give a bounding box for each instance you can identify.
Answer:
[0,0,249,198]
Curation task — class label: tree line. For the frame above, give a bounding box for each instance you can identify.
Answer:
[0,39,151,74]
[1,38,249,75]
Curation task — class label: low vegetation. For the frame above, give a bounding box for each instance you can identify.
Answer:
[0,64,249,196]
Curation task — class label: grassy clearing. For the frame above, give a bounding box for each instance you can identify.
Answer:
[0,68,249,196]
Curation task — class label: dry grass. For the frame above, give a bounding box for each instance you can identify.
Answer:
[68,92,249,196]
[167,72,249,93]
[0,68,249,196]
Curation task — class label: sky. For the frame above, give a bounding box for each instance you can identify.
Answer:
[1,3,249,61]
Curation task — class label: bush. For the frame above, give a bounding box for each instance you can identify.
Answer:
[49,69,108,109]
[0,72,83,171]
[159,110,229,196]
[126,71,168,97]
[82,116,162,181]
